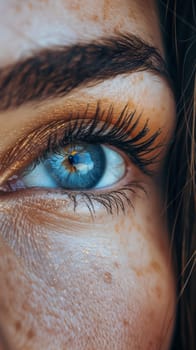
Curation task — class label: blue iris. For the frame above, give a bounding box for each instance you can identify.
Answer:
[44,143,106,189]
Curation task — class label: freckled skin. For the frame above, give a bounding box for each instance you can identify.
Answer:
[103,271,113,284]
[0,1,176,349]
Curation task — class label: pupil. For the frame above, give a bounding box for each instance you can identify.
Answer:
[68,154,74,165]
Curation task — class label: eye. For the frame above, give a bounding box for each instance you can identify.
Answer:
[0,107,160,214]
[22,142,126,190]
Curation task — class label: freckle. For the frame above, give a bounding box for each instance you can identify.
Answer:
[123,319,129,327]
[134,222,141,232]
[15,4,21,13]
[91,14,99,22]
[69,3,80,10]
[15,321,22,331]
[150,261,161,273]
[114,261,120,269]
[147,340,154,349]
[22,301,30,312]
[154,285,162,299]
[103,271,112,284]
[27,329,35,340]
[134,268,144,277]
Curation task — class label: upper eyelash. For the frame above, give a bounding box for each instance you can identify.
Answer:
[0,102,162,191]
[29,103,162,175]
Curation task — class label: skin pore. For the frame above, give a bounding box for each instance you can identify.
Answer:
[0,1,176,349]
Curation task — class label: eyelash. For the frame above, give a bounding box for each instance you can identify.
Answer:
[28,104,161,173]
[1,104,161,215]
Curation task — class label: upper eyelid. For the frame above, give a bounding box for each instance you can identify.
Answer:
[0,103,162,186]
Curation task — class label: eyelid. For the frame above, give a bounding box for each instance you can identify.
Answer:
[0,103,162,187]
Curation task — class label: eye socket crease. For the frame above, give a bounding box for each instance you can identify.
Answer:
[0,33,172,112]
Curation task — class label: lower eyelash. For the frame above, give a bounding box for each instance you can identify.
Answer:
[60,181,146,216]
[0,181,145,217]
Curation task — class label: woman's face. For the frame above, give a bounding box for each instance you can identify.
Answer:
[0,1,176,349]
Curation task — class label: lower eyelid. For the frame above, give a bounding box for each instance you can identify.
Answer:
[1,185,143,283]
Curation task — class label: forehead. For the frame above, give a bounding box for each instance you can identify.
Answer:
[0,0,163,64]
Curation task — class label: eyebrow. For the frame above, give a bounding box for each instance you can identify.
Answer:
[0,33,170,111]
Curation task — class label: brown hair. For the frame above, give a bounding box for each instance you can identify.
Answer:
[159,1,196,349]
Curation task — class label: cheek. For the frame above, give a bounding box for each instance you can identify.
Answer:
[0,204,176,350]
[0,180,176,349]
[0,251,175,350]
